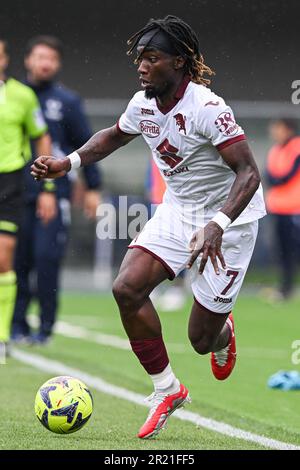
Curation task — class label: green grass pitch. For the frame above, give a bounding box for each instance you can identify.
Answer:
[1,292,300,450]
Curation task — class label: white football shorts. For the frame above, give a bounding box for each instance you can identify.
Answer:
[129,202,258,314]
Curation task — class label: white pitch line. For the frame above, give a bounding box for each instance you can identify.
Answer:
[56,321,187,353]
[29,316,287,358]
[56,321,132,351]
[28,316,187,353]
[11,348,300,450]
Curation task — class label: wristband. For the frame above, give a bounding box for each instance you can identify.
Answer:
[211,211,231,231]
[68,151,81,170]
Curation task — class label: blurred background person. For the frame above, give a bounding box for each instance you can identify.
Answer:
[0,38,50,350]
[145,157,187,311]
[265,118,300,300]
[11,35,102,344]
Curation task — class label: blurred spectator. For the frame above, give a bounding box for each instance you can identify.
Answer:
[12,36,102,344]
[146,158,187,311]
[265,118,300,299]
[0,39,50,349]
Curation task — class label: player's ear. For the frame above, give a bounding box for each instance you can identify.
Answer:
[173,56,186,70]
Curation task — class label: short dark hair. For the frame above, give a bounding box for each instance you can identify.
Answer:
[0,39,9,55]
[25,35,63,58]
[272,118,298,134]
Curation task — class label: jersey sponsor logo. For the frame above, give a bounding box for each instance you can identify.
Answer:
[141,108,155,116]
[44,99,63,121]
[156,138,183,168]
[163,165,190,177]
[215,111,239,137]
[173,113,187,135]
[204,100,220,106]
[139,120,160,137]
[213,295,232,303]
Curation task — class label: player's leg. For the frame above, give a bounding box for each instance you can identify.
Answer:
[0,171,23,347]
[113,248,167,338]
[12,204,36,341]
[113,247,180,389]
[113,247,190,439]
[275,214,295,299]
[188,300,236,380]
[34,201,68,343]
[113,203,191,438]
[0,233,17,344]
[188,301,230,355]
[189,220,259,380]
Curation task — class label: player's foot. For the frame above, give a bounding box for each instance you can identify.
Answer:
[11,332,31,344]
[0,342,10,362]
[138,383,191,439]
[211,313,236,380]
[29,332,51,346]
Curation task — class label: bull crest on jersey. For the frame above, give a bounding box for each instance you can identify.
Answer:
[173,113,186,135]
[156,138,183,169]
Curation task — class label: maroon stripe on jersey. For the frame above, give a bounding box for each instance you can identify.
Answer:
[116,119,140,136]
[128,245,175,280]
[130,336,169,375]
[216,134,246,151]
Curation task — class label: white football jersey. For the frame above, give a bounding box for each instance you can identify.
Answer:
[118,78,266,226]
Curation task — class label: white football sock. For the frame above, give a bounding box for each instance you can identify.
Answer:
[150,364,180,393]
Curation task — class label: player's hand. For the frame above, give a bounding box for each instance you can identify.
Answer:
[36,192,57,225]
[83,190,101,220]
[31,156,70,180]
[186,222,227,275]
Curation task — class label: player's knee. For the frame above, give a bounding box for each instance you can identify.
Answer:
[189,333,214,355]
[0,238,16,272]
[0,259,12,273]
[112,277,145,310]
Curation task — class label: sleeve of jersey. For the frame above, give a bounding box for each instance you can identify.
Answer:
[117,96,142,136]
[197,100,246,151]
[25,90,48,139]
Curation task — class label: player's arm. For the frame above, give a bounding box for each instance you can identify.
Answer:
[34,132,51,155]
[30,125,136,180]
[187,140,260,274]
[32,133,58,224]
[216,139,261,221]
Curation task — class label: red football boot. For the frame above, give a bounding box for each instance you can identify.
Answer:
[138,383,191,439]
[211,313,236,380]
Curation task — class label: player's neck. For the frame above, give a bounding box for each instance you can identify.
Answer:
[156,73,185,108]
[0,72,6,81]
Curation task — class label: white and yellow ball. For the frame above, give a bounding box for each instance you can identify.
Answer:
[35,376,93,434]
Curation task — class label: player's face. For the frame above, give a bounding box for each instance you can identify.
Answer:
[25,45,61,82]
[269,122,294,146]
[0,42,9,76]
[137,47,178,99]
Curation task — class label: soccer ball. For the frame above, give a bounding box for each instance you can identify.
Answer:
[35,376,93,434]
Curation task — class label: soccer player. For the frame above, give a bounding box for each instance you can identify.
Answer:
[31,16,266,438]
[0,39,50,351]
[11,36,102,344]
